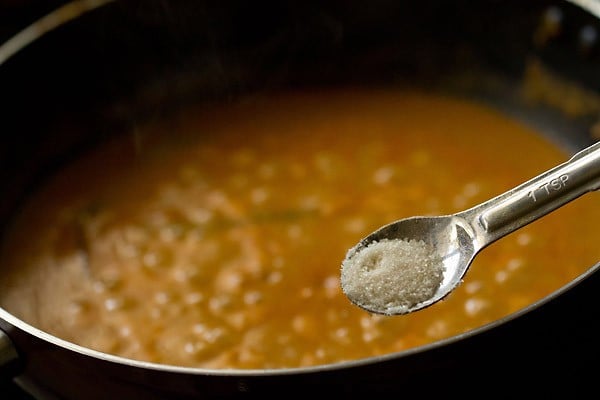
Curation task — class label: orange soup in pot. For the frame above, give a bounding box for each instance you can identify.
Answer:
[1,88,598,369]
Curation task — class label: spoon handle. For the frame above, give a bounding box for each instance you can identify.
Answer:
[475,141,600,244]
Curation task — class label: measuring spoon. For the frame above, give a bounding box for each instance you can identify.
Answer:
[341,140,600,315]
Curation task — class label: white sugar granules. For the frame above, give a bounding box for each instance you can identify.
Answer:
[341,238,445,315]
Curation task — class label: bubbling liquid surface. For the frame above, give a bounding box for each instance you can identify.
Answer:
[1,88,598,369]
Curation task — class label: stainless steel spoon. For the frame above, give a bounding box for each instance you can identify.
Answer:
[341,140,600,315]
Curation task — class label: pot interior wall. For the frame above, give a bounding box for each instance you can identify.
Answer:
[2,0,600,215]
[2,0,599,227]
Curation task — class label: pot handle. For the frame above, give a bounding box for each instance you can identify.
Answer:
[0,329,20,378]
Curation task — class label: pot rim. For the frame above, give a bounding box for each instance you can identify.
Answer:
[0,0,599,378]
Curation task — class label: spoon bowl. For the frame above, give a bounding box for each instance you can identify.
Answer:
[342,215,477,315]
[342,141,600,315]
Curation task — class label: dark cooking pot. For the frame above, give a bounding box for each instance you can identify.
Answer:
[0,0,599,398]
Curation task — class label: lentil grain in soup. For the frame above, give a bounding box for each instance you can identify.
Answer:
[1,89,598,369]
